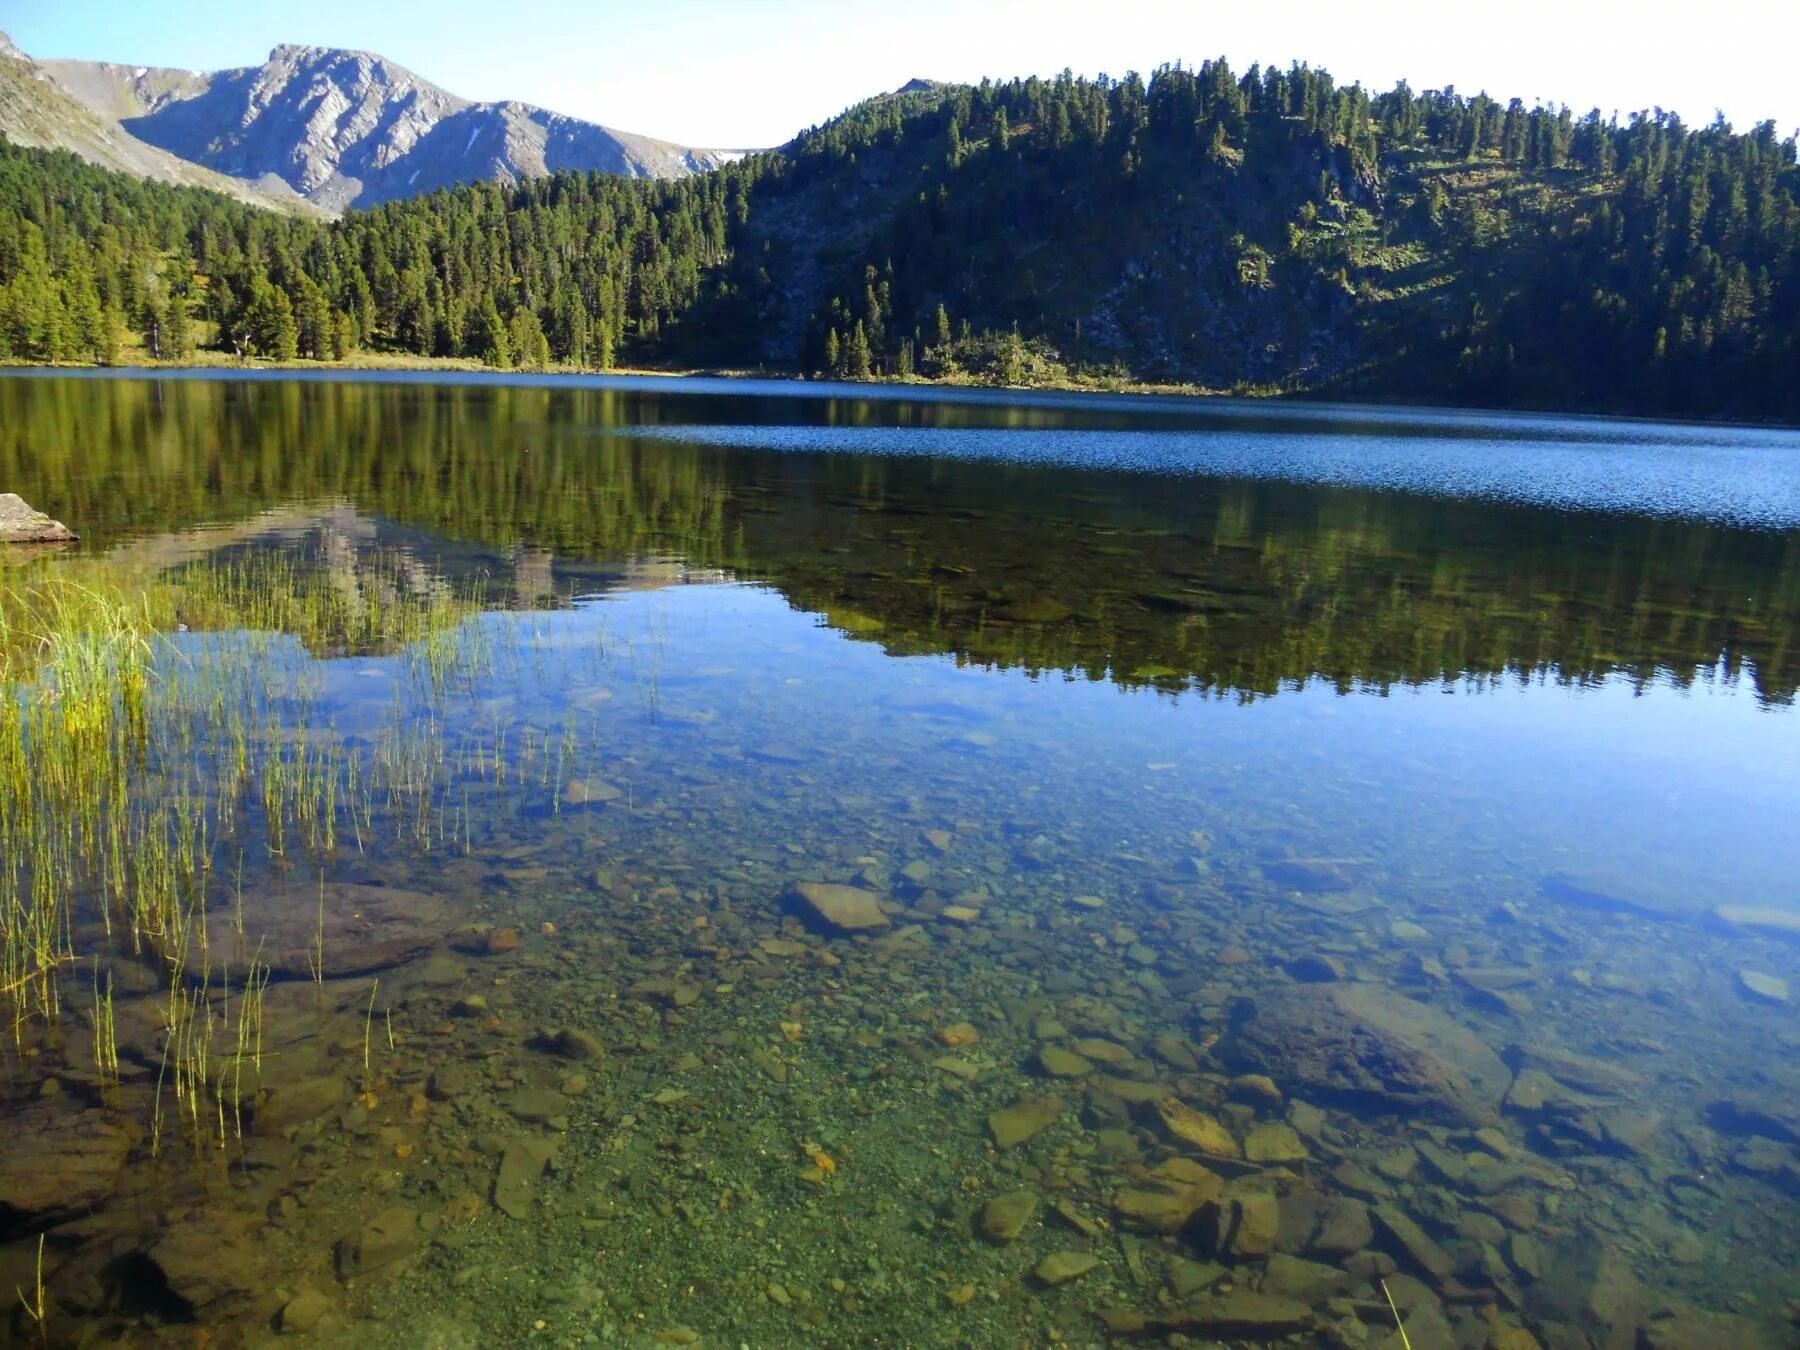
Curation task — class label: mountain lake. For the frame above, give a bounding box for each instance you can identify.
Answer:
[0,370,1796,1349]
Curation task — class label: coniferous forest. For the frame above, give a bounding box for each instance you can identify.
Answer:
[2,60,1798,422]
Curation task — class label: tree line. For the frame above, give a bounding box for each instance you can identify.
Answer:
[1,56,1796,420]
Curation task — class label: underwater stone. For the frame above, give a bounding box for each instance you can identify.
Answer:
[1033,1251,1100,1285]
[547,1028,605,1063]
[988,1094,1064,1148]
[1713,905,1800,939]
[1370,1203,1454,1281]
[1737,970,1789,1003]
[1258,1252,1348,1300]
[0,1104,139,1225]
[492,1137,558,1219]
[1243,1121,1308,1164]
[1113,1182,1216,1235]
[250,882,449,978]
[277,1287,332,1334]
[1177,1291,1313,1335]
[147,1217,266,1313]
[977,1189,1039,1242]
[1155,1098,1242,1157]
[1226,983,1509,1125]
[1037,1045,1094,1077]
[1202,1191,1280,1257]
[561,777,623,806]
[1309,1197,1373,1256]
[334,1207,421,1280]
[786,881,891,934]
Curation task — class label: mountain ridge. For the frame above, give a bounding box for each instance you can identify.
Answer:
[0,32,735,211]
[2,57,1795,425]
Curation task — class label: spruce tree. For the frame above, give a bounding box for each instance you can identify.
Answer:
[848,321,872,378]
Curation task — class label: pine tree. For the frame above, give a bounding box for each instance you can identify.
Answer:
[509,308,552,369]
[997,326,1025,384]
[930,304,956,375]
[473,299,511,368]
[242,282,298,361]
[162,291,193,362]
[96,305,122,365]
[848,320,872,378]
[140,292,165,359]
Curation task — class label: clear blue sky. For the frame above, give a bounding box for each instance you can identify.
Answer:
[5,0,1795,149]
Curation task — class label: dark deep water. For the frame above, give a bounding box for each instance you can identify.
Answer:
[1,371,1797,1348]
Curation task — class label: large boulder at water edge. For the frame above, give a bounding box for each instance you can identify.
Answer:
[0,493,76,543]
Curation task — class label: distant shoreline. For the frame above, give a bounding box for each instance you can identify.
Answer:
[1,358,1794,433]
[0,351,1234,400]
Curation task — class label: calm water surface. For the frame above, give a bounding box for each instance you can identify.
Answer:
[1,372,1797,1349]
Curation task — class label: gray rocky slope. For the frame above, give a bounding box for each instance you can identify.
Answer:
[1,32,737,213]
[0,31,307,209]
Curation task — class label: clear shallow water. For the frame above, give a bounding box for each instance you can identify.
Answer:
[1,373,1797,1349]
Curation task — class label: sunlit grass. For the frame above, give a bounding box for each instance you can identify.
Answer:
[0,544,617,1165]
[0,551,501,1153]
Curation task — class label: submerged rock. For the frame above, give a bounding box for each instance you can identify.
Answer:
[786,881,891,934]
[988,1094,1065,1148]
[1371,1202,1455,1281]
[977,1189,1039,1242]
[1225,982,1509,1124]
[560,777,623,806]
[1200,1191,1280,1258]
[1737,970,1789,1003]
[0,1105,139,1227]
[1037,1045,1094,1077]
[492,1137,558,1219]
[1258,1252,1347,1300]
[277,1286,333,1334]
[1309,1197,1373,1255]
[1712,905,1800,940]
[1155,1097,1242,1157]
[1100,1291,1312,1337]
[333,1207,421,1281]
[1243,1121,1308,1164]
[1033,1251,1099,1285]
[1113,1158,1223,1234]
[147,1215,266,1313]
[0,493,76,543]
[1529,1238,1643,1344]
[252,882,449,979]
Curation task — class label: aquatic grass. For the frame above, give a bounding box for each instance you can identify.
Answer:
[0,550,492,1060]
[0,543,609,1200]
[90,964,119,1098]
[16,1233,45,1344]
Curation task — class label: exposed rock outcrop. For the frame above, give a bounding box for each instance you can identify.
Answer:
[0,493,77,543]
[16,38,735,213]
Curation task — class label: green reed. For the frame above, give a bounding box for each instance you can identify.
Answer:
[0,551,489,1084]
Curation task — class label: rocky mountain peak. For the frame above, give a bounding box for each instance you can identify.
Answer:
[2,33,734,212]
[0,30,23,60]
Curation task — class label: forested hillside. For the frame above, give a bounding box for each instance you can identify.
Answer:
[3,59,1798,421]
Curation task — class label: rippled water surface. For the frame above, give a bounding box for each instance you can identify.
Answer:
[1,372,1797,1349]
